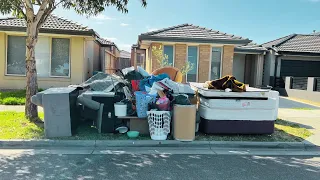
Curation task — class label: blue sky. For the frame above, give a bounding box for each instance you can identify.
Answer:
[32,0,320,51]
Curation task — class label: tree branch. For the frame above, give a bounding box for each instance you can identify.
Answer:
[53,0,67,9]
[35,0,49,23]
[25,0,34,14]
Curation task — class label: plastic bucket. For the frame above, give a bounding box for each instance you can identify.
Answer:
[135,91,157,118]
[114,102,127,117]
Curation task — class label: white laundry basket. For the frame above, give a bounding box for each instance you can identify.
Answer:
[147,111,171,140]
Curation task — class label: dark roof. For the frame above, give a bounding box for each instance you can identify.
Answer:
[0,15,94,36]
[120,50,131,59]
[262,34,320,53]
[95,36,120,51]
[235,43,267,53]
[139,24,251,44]
[96,36,115,46]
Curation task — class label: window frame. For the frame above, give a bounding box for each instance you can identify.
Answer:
[5,34,27,76]
[49,37,71,78]
[5,34,71,78]
[163,44,175,67]
[208,46,223,81]
[186,45,199,82]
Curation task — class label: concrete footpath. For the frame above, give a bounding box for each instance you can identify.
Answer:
[0,105,43,112]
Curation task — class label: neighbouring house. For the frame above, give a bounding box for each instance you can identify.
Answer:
[262,33,320,89]
[118,50,131,70]
[0,15,119,89]
[131,24,266,86]
[96,37,120,74]
[262,33,320,101]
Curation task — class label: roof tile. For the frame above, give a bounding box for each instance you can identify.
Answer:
[0,15,91,32]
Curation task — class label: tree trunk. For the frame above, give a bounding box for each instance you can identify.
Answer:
[25,22,39,121]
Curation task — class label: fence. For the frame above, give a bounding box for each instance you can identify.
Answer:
[316,77,320,92]
[291,77,308,90]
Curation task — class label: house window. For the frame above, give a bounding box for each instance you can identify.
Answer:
[6,36,26,75]
[6,36,70,77]
[163,45,174,66]
[210,47,222,80]
[187,46,198,82]
[51,38,70,77]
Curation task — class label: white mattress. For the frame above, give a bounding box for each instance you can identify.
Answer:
[199,104,276,121]
[191,83,270,98]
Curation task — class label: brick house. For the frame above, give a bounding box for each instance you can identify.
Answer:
[132,24,266,86]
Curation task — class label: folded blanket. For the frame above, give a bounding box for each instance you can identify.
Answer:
[204,75,246,92]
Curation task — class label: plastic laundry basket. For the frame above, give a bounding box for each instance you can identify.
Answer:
[135,91,157,118]
[147,111,171,140]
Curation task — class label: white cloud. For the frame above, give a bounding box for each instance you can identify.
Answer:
[146,25,158,32]
[120,23,129,26]
[92,14,115,21]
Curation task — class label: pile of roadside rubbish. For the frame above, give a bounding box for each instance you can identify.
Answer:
[31,66,279,140]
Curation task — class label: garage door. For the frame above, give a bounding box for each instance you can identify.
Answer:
[280,60,320,77]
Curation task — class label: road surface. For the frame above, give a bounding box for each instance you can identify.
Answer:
[0,147,319,180]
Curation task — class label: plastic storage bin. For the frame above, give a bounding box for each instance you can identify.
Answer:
[147,111,171,140]
[114,102,127,116]
[135,91,157,118]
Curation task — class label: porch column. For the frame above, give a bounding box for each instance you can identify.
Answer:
[222,45,234,76]
[254,54,264,86]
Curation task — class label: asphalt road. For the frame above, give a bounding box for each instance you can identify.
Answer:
[0,149,319,180]
[279,97,320,109]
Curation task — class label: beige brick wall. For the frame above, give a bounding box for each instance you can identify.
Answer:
[174,44,187,82]
[198,45,211,82]
[222,45,235,76]
[150,42,162,72]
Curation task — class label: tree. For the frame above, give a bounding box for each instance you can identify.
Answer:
[0,0,147,121]
[151,45,194,75]
[152,45,172,67]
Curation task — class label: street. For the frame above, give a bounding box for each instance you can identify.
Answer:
[0,147,319,180]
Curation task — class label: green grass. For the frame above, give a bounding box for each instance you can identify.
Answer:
[0,89,44,105]
[0,111,44,139]
[0,112,312,142]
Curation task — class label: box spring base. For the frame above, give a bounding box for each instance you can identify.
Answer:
[200,118,274,134]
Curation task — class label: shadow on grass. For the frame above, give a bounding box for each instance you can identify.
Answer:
[0,89,44,105]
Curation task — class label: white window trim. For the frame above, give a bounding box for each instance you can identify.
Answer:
[162,44,175,67]
[208,46,223,81]
[5,35,71,78]
[186,45,199,82]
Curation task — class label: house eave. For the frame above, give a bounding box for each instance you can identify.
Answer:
[278,51,320,57]
[234,48,266,54]
[138,35,251,45]
[0,26,95,36]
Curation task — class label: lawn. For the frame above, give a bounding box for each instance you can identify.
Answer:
[0,111,44,139]
[0,89,43,105]
[0,111,312,142]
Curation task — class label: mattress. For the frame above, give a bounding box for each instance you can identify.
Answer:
[199,104,277,121]
[191,82,270,99]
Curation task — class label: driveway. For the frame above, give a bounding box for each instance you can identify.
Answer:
[278,97,320,146]
[279,97,320,109]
